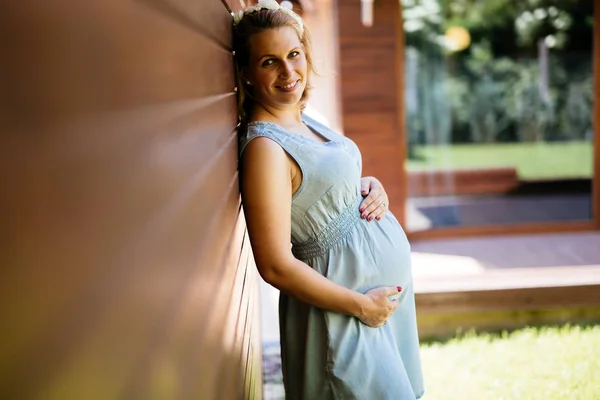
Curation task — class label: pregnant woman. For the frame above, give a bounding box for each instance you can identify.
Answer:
[233,1,424,399]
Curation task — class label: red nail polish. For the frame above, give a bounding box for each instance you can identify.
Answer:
[359,207,365,213]
[368,215,373,221]
[397,286,402,292]
[361,213,366,219]
[376,216,381,221]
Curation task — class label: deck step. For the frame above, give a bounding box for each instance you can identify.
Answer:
[414,265,600,340]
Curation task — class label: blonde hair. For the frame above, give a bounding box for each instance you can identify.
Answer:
[232,8,315,123]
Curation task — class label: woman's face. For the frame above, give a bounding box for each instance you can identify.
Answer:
[245,26,307,110]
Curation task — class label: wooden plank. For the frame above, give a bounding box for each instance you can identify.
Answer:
[336,0,399,39]
[415,265,600,338]
[0,132,243,399]
[303,0,343,132]
[408,221,596,241]
[1,0,235,122]
[407,168,519,196]
[216,235,259,399]
[354,144,404,215]
[594,0,600,229]
[141,0,232,48]
[208,210,261,399]
[417,284,600,313]
[395,1,408,227]
[417,306,600,340]
[415,265,600,294]
[337,0,405,224]
[120,179,243,399]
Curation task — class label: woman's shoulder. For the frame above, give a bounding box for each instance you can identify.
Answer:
[239,121,287,158]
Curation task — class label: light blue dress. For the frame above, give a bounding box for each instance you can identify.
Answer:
[240,114,424,400]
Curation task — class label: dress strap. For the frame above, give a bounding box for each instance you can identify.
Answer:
[239,123,279,156]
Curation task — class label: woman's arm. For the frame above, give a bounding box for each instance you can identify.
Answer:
[240,138,399,327]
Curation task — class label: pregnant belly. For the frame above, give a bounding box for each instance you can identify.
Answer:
[321,211,413,293]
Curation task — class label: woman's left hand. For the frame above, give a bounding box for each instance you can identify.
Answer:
[359,176,389,222]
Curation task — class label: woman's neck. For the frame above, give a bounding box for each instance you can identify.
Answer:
[249,103,303,126]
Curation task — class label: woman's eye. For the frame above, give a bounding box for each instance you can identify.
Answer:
[262,59,275,67]
[289,51,299,58]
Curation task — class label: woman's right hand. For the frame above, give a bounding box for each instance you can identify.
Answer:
[357,286,402,327]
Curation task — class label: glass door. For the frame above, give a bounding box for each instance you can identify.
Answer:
[401,0,596,233]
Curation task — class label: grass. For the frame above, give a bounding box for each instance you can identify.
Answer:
[420,324,600,400]
[406,141,594,180]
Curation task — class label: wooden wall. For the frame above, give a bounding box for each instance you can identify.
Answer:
[0,1,262,398]
[336,0,406,222]
[594,0,600,229]
[302,0,343,132]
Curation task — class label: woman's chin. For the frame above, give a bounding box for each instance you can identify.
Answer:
[257,88,306,109]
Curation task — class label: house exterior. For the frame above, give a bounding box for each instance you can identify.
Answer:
[0,0,597,398]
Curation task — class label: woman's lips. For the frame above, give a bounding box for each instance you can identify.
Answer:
[276,79,300,92]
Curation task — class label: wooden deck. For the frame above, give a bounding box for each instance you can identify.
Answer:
[412,232,600,339]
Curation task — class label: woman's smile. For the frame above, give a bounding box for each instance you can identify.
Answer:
[276,79,301,92]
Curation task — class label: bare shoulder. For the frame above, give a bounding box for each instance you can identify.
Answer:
[242,135,284,159]
[240,136,289,174]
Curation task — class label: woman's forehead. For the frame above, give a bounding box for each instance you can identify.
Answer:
[249,27,301,57]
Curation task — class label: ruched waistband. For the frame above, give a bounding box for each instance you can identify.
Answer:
[292,196,363,260]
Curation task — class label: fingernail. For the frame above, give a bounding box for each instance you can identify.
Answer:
[368,215,373,221]
[397,286,402,292]
[359,207,365,212]
[362,190,367,195]
[376,216,381,221]
[361,213,366,219]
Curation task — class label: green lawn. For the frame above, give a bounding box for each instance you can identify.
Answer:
[407,141,594,180]
[420,324,600,400]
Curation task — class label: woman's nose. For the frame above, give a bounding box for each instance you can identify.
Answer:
[280,61,293,77]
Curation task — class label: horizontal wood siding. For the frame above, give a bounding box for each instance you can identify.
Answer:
[337,0,406,223]
[0,1,261,398]
[594,0,600,228]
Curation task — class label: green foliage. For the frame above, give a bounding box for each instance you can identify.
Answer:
[562,73,594,140]
[401,0,594,149]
